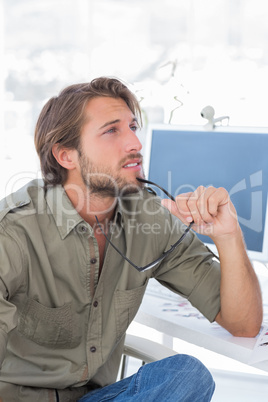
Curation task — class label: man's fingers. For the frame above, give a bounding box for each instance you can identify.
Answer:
[195,186,228,223]
[162,185,237,239]
[184,186,206,224]
[165,186,231,225]
[206,186,229,215]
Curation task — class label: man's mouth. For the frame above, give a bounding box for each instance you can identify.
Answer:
[123,162,140,168]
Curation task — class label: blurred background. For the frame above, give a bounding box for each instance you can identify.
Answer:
[1,2,268,399]
[0,0,268,196]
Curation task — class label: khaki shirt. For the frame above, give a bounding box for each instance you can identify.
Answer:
[0,180,221,397]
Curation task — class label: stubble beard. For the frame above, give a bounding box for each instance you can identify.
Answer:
[78,151,144,198]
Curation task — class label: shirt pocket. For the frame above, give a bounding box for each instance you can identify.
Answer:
[18,298,82,348]
[114,281,148,342]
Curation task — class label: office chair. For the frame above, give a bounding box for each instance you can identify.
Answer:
[120,333,177,379]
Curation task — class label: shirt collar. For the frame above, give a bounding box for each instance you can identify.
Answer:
[46,185,86,239]
[115,186,157,227]
[45,185,157,239]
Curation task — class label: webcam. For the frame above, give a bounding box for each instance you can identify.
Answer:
[201,105,229,130]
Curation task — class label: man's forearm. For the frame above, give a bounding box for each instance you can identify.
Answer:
[161,185,263,337]
[215,228,263,337]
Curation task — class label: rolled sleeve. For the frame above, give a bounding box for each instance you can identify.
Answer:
[187,259,221,322]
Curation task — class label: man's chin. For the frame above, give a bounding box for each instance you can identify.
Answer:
[119,183,142,197]
[88,181,142,198]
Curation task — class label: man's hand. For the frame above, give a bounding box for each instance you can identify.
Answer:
[161,185,238,240]
[163,185,263,337]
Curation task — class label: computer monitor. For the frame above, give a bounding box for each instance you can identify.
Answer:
[143,124,268,262]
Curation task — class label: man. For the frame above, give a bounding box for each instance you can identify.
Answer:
[0,77,262,401]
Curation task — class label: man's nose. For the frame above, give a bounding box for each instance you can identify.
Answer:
[124,128,142,153]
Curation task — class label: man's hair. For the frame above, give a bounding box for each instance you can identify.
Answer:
[34,77,142,188]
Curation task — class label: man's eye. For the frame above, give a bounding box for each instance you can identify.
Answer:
[131,125,138,132]
[106,127,116,134]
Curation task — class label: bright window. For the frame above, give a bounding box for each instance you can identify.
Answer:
[1,0,268,197]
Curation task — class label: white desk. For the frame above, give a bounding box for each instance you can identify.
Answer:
[134,269,268,373]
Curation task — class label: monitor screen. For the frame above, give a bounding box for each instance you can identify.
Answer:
[143,124,268,262]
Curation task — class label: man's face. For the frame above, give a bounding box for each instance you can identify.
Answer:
[77,96,145,197]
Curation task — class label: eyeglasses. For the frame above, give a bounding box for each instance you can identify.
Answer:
[95,178,194,272]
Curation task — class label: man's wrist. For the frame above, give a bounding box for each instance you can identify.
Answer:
[212,226,246,255]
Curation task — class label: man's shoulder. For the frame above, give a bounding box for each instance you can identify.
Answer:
[0,179,45,223]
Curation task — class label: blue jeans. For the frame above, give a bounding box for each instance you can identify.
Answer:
[78,355,215,401]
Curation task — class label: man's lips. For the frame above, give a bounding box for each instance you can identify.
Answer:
[122,159,142,168]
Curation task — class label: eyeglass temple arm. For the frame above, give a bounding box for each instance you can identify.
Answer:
[138,180,219,261]
[136,177,175,201]
[136,177,195,225]
[95,215,145,271]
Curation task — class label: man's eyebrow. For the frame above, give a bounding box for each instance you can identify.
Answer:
[99,119,120,129]
[99,117,138,130]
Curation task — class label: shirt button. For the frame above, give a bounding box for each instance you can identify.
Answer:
[90,346,96,353]
[15,201,25,207]
[90,258,97,264]
[77,224,88,234]
[93,300,98,307]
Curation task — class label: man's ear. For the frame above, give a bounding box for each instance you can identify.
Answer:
[52,144,78,170]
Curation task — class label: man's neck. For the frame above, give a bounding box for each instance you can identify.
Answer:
[64,184,117,227]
